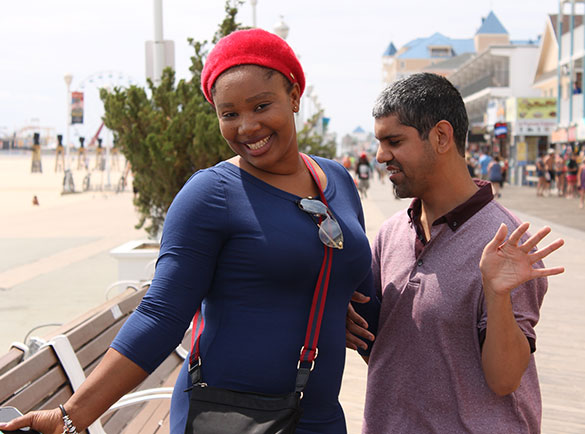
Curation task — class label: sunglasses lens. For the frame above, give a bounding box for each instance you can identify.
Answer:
[318,217,344,249]
[299,198,328,215]
[298,197,344,249]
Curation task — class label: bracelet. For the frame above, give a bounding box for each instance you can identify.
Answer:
[59,404,79,434]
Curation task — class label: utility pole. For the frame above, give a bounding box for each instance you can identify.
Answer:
[153,0,164,85]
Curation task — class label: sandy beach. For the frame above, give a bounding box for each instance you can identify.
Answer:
[0,151,148,349]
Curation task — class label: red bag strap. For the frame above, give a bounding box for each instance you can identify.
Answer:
[189,154,333,393]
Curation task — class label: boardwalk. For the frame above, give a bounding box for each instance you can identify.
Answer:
[1,152,584,433]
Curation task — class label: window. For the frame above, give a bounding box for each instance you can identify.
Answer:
[429,46,452,58]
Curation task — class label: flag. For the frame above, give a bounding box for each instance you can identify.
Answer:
[71,91,84,124]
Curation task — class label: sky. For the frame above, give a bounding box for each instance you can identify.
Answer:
[0,0,559,144]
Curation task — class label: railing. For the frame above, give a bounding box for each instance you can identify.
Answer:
[559,95,585,125]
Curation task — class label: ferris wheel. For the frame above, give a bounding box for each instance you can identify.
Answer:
[78,70,140,91]
[71,70,141,147]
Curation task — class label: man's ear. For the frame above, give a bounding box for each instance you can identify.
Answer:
[433,120,455,155]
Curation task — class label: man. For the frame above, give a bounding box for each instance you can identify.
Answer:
[543,148,555,195]
[349,73,563,433]
[478,148,492,180]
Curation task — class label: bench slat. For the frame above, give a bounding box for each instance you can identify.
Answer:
[0,347,58,403]
[3,365,69,413]
[118,363,182,434]
[0,285,186,434]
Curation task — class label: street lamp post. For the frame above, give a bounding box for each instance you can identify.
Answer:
[153,0,164,85]
[250,0,258,28]
[273,15,289,40]
[64,74,73,171]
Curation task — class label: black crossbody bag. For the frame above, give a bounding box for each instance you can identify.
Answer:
[184,155,335,434]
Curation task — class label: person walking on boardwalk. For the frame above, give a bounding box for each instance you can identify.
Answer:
[487,155,503,198]
[347,73,564,434]
[355,152,372,198]
[577,154,585,208]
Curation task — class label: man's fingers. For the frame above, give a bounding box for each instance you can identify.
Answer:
[346,305,375,341]
[532,266,565,278]
[506,221,530,247]
[529,238,564,263]
[346,331,367,350]
[486,223,508,251]
[347,302,369,328]
[350,291,370,304]
[346,316,375,340]
[520,226,552,253]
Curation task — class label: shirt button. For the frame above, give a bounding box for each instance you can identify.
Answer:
[417,259,423,266]
[452,221,458,227]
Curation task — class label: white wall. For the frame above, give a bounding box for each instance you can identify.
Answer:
[508,47,541,96]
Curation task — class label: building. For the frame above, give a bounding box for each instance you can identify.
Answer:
[339,126,375,157]
[381,11,546,185]
[382,33,475,84]
[535,3,585,156]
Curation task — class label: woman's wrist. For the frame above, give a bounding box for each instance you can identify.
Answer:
[59,404,79,434]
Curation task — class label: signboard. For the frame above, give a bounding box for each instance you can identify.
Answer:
[568,126,577,142]
[71,91,84,124]
[515,120,556,136]
[516,98,556,120]
[551,128,568,143]
[517,141,527,161]
[494,122,508,137]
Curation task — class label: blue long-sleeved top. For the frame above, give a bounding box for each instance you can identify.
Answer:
[111,157,375,433]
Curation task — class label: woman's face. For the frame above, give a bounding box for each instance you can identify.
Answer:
[212,65,300,174]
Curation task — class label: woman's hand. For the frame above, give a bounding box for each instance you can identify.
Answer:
[345,291,375,351]
[479,222,564,297]
[0,408,63,434]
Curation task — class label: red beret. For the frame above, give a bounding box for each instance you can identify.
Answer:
[201,28,305,105]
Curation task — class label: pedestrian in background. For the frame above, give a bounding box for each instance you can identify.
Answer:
[488,155,503,198]
[536,152,547,197]
[355,152,372,198]
[478,148,492,180]
[555,151,566,197]
[466,154,476,177]
[566,153,579,199]
[578,155,585,209]
[544,148,555,194]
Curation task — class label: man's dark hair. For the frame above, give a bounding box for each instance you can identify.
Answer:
[372,73,469,156]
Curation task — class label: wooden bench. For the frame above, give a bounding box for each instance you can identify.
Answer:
[0,284,189,433]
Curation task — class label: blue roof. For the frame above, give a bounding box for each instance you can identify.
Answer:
[476,11,508,35]
[383,42,397,56]
[396,32,475,59]
[353,126,365,134]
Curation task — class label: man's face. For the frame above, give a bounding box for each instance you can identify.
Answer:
[374,114,437,199]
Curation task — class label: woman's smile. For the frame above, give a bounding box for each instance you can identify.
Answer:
[244,134,272,151]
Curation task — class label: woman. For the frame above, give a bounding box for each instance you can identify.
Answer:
[1,29,374,434]
[578,155,585,208]
[566,153,579,199]
[555,152,566,196]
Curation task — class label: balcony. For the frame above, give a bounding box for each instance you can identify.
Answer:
[559,94,585,125]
